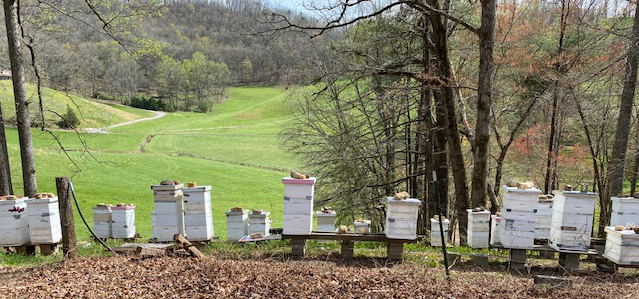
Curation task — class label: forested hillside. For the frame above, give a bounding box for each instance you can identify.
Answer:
[0,0,327,112]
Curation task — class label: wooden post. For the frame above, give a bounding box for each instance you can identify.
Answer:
[56,177,77,259]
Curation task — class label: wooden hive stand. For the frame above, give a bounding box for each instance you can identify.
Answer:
[282,232,420,261]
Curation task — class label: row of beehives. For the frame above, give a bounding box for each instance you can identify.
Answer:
[281,176,424,240]
[0,194,62,247]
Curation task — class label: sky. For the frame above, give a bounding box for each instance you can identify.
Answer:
[267,0,309,12]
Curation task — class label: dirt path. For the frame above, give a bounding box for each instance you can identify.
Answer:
[0,256,637,298]
[86,110,166,133]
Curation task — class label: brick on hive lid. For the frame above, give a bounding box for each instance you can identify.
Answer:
[615,225,624,231]
[517,182,534,190]
[187,182,197,188]
[290,170,309,179]
[506,181,518,187]
[393,191,410,200]
[252,209,263,214]
[231,206,243,212]
[564,184,573,191]
[6,195,17,200]
[160,180,175,186]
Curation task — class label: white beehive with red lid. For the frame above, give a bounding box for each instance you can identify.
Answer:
[467,208,490,248]
[0,196,30,246]
[183,185,214,241]
[283,177,315,235]
[610,197,639,226]
[385,197,421,240]
[549,190,596,252]
[92,204,112,239]
[112,204,136,239]
[26,195,62,245]
[151,182,185,242]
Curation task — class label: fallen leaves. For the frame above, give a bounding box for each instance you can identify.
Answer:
[0,256,636,298]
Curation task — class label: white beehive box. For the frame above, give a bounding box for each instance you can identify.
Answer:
[226,209,249,241]
[385,197,421,240]
[499,185,540,249]
[467,209,490,248]
[604,227,639,265]
[92,204,112,239]
[26,196,62,245]
[354,220,371,234]
[111,205,136,239]
[430,217,450,247]
[535,197,553,240]
[183,185,214,241]
[151,183,185,242]
[282,177,315,235]
[610,197,639,226]
[549,190,596,252]
[490,215,502,246]
[248,210,271,236]
[0,196,30,246]
[316,211,336,232]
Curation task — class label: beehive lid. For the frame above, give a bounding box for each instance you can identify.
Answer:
[249,210,270,217]
[0,196,27,203]
[605,227,639,239]
[612,196,639,203]
[354,220,371,225]
[502,185,542,194]
[466,208,490,215]
[430,218,450,224]
[555,190,598,199]
[316,211,336,216]
[112,204,135,210]
[387,197,421,206]
[183,185,212,192]
[226,209,248,215]
[282,177,316,185]
[151,183,183,191]
[26,196,58,204]
[93,204,112,211]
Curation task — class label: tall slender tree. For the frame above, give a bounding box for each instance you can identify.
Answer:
[3,0,37,197]
[0,99,12,196]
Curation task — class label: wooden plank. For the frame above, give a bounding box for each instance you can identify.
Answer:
[282,233,420,243]
[56,177,77,260]
[136,246,165,257]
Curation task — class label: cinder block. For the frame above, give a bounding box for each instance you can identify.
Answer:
[559,253,580,271]
[446,252,461,265]
[471,253,489,268]
[341,241,354,260]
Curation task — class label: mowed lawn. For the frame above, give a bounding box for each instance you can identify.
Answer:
[3,86,301,241]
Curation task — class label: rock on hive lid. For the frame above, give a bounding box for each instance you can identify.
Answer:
[187,182,197,188]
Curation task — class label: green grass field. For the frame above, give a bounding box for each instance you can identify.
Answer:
[2,85,301,243]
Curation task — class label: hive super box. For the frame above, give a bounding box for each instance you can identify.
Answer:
[385,197,421,240]
[282,177,316,235]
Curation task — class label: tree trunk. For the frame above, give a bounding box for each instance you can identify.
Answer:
[470,0,497,209]
[604,2,639,233]
[0,100,13,196]
[428,0,470,244]
[420,14,435,233]
[630,126,639,195]
[4,0,37,197]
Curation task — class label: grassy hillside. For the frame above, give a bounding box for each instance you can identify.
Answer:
[0,81,154,128]
[2,86,300,243]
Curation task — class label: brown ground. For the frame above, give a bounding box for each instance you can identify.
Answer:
[0,256,637,299]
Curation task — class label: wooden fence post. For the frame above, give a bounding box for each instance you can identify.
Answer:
[56,177,77,259]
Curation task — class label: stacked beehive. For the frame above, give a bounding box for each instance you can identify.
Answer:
[226,208,248,241]
[430,216,450,247]
[0,195,30,247]
[603,226,639,265]
[385,197,422,240]
[92,204,112,239]
[26,193,62,245]
[248,210,271,237]
[183,184,214,241]
[316,207,336,233]
[112,204,136,239]
[499,184,540,249]
[282,176,316,235]
[490,214,502,246]
[535,195,553,240]
[354,220,371,234]
[549,189,597,252]
[610,196,639,226]
[467,208,490,248]
[151,181,185,242]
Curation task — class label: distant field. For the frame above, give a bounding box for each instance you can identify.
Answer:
[2,86,301,241]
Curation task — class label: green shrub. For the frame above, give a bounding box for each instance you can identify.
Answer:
[56,105,81,129]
